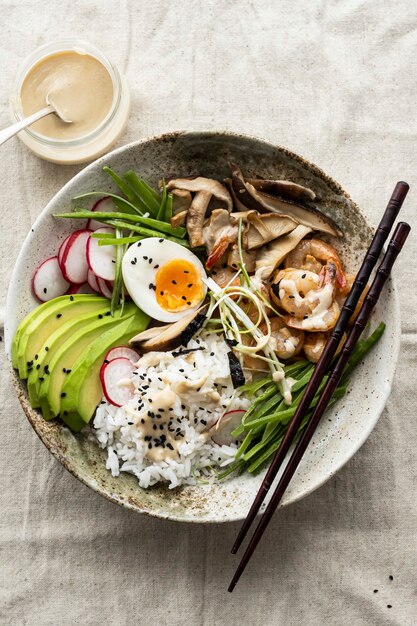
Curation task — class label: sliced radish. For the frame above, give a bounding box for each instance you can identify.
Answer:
[104,346,140,363]
[210,410,246,446]
[32,256,70,302]
[100,357,135,407]
[67,282,97,295]
[87,269,101,293]
[97,276,113,299]
[87,227,116,281]
[58,234,72,270]
[87,197,115,230]
[60,229,91,284]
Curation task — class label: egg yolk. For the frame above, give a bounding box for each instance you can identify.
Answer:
[155,259,205,312]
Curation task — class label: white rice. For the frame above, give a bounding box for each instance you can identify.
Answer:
[93,333,250,489]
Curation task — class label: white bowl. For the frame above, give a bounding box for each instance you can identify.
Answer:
[4,131,400,522]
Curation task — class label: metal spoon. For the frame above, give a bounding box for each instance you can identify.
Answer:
[0,92,73,146]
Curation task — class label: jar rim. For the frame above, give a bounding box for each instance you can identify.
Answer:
[11,38,123,147]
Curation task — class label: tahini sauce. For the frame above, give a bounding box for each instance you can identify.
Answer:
[20,51,113,140]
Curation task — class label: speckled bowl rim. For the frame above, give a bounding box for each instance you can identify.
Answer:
[5,130,401,523]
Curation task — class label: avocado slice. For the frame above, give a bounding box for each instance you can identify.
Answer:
[27,302,113,408]
[14,295,107,378]
[60,310,149,431]
[37,303,142,421]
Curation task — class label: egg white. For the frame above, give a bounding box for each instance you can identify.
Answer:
[122,238,207,322]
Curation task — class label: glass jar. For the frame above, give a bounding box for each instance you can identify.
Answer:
[10,39,130,164]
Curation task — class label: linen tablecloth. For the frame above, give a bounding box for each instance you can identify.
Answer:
[1,1,416,624]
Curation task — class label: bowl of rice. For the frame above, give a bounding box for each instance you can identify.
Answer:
[5,131,400,522]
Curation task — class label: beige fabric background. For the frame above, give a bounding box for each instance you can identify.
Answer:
[1,1,416,624]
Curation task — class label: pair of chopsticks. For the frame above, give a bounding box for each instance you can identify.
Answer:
[228,182,410,592]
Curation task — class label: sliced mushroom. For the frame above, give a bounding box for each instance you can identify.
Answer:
[203,209,238,269]
[227,244,256,273]
[247,178,316,202]
[166,177,233,248]
[171,189,192,214]
[229,164,264,212]
[243,211,298,250]
[129,304,209,352]
[245,182,342,238]
[255,224,312,280]
[170,210,188,228]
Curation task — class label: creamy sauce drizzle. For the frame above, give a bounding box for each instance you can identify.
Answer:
[279,276,334,331]
[134,386,179,462]
[20,51,114,140]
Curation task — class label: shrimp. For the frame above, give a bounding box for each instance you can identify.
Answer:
[270,265,340,332]
[284,238,346,288]
[303,331,346,362]
[243,317,304,370]
[336,273,369,324]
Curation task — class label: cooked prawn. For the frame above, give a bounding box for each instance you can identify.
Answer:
[271,264,340,332]
[336,273,369,324]
[243,317,304,369]
[303,331,346,362]
[284,238,346,288]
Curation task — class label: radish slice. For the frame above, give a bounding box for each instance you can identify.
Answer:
[100,357,135,407]
[210,410,246,446]
[104,347,140,363]
[32,256,70,302]
[87,269,101,293]
[97,276,113,299]
[58,234,71,270]
[67,282,97,295]
[87,227,116,281]
[60,229,91,284]
[87,197,115,230]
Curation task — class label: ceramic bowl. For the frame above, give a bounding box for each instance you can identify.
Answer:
[4,131,400,522]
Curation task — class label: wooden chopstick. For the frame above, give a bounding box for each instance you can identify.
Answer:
[231,181,409,556]
[228,221,411,591]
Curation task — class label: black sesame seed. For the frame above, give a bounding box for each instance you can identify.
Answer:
[60,392,66,398]
[184,270,189,274]
[172,280,177,285]
[128,421,134,425]
[141,419,145,424]
[302,273,306,279]
[188,283,193,288]
[387,605,392,609]
[36,364,40,370]
[159,239,164,243]
[289,295,294,299]
[373,590,378,593]
[154,264,159,269]
[69,295,74,301]
[153,424,157,430]
[160,291,164,296]
[148,443,153,449]
[389,575,393,581]
[181,296,187,301]
[105,312,111,316]
[167,443,174,450]
[43,288,47,294]
[303,315,308,320]
[210,352,215,356]
[39,377,44,382]
[187,301,192,306]
[56,313,62,318]
[137,241,142,247]
[98,314,103,319]
[45,346,49,352]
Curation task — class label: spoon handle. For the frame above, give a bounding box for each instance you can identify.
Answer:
[0,104,54,146]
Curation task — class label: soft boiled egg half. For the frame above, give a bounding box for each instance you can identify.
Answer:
[122,238,207,322]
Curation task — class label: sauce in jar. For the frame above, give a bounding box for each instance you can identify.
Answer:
[20,51,114,141]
